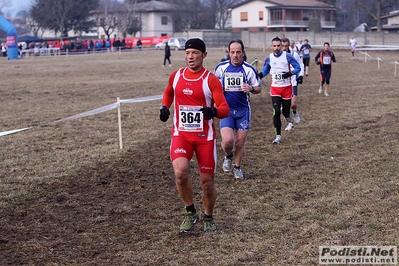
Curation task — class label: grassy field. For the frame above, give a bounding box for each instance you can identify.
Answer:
[0,47,398,265]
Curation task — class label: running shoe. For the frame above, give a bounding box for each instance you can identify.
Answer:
[318,87,322,94]
[222,155,233,172]
[324,92,329,97]
[233,167,244,179]
[272,135,282,144]
[180,211,199,232]
[203,217,217,232]
[293,112,300,124]
[285,122,294,131]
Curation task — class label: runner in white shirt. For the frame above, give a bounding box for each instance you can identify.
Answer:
[349,36,357,57]
[296,39,303,59]
[282,39,304,131]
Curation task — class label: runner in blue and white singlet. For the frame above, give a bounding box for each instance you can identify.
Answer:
[214,40,261,179]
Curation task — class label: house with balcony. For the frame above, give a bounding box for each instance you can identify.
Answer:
[230,0,336,32]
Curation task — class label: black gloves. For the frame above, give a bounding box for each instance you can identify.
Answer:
[297,76,303,84]
[160,106,217,122]
[200,107,217,120]
[258,72,264,79]
[159,106,170,122]
[282,72,292,79]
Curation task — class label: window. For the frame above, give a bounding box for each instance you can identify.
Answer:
[271,10,282,20]
[161,16,168,25]
[240,12,248,21]
[259,11,264,21]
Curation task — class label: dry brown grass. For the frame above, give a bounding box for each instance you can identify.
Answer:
[1,47,398,265]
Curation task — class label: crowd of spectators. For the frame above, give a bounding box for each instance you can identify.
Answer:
[19,37,139,57]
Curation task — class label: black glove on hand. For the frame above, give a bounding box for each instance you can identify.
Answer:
[297,76,303,84]
[258,72,264,79]
[282,72,292,79]
[200,107,217,120]
[159,106,170,122]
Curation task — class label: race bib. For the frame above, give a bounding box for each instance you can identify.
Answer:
[272,73,290,86]
[323,56,331,65]
[224,72,243,91]
[178,105,203,132]
[304,49,310,55]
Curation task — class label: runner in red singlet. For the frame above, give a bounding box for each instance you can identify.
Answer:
[159,38,229,233]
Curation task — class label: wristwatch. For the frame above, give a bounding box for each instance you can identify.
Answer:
[251,86,255,93]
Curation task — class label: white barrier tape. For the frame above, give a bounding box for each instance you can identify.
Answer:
[0,95,163,137]
[47,103,118,125]
[0,127,34,137]
[119,94,163,104]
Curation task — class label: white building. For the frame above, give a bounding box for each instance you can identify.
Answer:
[230,0,336,33]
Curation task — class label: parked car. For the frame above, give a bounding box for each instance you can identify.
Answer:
[155,37,186,50]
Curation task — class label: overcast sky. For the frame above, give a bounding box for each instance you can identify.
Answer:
[3,0,32,16]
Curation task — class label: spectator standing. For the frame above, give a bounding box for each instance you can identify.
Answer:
[349,36,357,56]
[213,39,261,179]
[315,42,336,97]
[88,40,94,53]
[102,39,106,50]
[136,39,142,50]
[159,38,229,233]
[259,36,301,144]
[112,38,120,52]
[1,43,7,57]
[163,42,171,67]
[95,41,102,51]
[105,39,111,51]
[300,39,312,76]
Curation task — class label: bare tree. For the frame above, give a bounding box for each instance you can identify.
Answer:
[205,0,237,29]
[0,0,12,14]
[94,0,125,40]
[164,0,213,31]
[30,0,98,39]
[356,0,399,32]
[117,0,142,37]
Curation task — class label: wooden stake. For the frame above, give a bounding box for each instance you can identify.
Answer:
[117,97,123,149]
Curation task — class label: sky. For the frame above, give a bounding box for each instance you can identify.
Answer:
[2,0,32,17]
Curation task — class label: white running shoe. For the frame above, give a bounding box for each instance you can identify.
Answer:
[272,135,282,144]
[293,112,300,124]
[318,87,322,94]
[285,123,294,131]
[222,156,233,172]
[233,167,244,179]
[324,92,329,96]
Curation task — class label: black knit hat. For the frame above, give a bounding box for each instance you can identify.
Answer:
[185,38,206,53]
